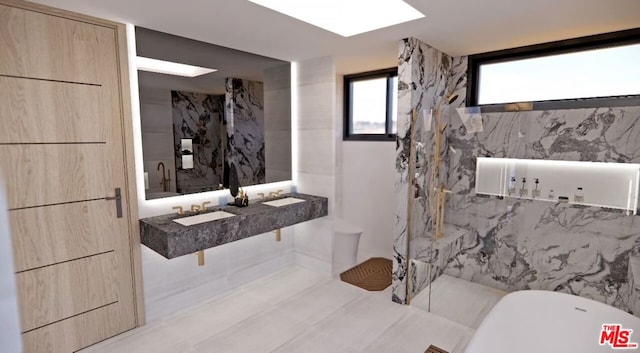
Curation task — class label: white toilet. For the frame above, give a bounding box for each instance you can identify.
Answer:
[332,219,364,275]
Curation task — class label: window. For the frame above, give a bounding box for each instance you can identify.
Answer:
[344,68,398,140]
[467,28,640,110]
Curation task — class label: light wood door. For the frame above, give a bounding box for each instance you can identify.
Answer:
[0,1,142,352]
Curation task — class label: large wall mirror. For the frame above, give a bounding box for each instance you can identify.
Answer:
[136,27,292,200]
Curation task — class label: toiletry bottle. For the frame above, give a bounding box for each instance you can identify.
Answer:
[532,178,541,198]
[508,177,516,196]
[519,177,528,197]
[574,187,584,203]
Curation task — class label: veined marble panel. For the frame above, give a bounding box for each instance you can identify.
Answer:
[225,78,266,187]
[629,255,640,315]
[171,91,225,193]
[409,224,476,299]
[443,199,639,310]
[393,38,459,303]
[444,106,640,314]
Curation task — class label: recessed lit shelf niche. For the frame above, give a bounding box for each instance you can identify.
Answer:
[475,157,640,215]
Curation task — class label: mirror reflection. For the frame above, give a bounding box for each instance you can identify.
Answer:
[136,27,292,200]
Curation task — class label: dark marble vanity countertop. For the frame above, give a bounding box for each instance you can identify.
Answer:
[140,193,328,259]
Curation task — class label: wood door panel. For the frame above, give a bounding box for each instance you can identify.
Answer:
[1,1,142,349]
[0,4,116,85]
[0,76,105,143]
[0,144,112,209]
[17,252,118,332]
[21,303,122,353]
[10,200,116,272]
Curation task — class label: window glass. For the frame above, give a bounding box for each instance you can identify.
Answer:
[344,68,397,140]
[477,43,640,105]
[390,76,398,134]
[351,77,387,134]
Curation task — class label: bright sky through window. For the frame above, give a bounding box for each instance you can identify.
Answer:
[477,43,640,105]
[351,78,387,134]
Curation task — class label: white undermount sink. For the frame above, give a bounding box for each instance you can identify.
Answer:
[173,211,235,226]
[262,197,306,207]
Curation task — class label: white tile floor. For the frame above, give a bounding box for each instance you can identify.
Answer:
[80,267,483,353]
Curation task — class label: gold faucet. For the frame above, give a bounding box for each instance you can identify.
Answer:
[190,204,201,213]
[268,189,284,198]
[172,206,184,215]
[201,201,211,210]
[157,162,171,192]
[257,192,266,200]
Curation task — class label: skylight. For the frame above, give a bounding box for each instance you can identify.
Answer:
[248,0,425,37]
[136,57,217,77]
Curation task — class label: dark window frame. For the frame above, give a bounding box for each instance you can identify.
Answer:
[344,68,398,141]
[466,28,640,112]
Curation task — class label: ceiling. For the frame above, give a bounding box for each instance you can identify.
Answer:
[30,0,640,75]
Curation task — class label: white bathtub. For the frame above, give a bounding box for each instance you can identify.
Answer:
[465,290,640,353]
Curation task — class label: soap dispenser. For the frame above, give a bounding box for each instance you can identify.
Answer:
[519,177,528,197]
[532,178,541,198]
[574,187,584,203]
[508,177,516,196]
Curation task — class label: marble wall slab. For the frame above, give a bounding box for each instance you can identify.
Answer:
[393,38,459,303]
[225,78,266,187]
[629,255,640,315]
[394,35,640,314]
[444,106,640,314]
[408,224,475,299]
[171,91,225,193]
